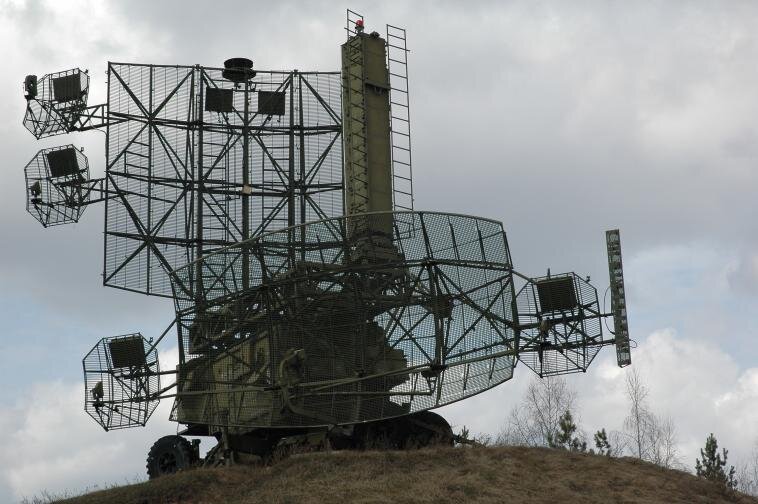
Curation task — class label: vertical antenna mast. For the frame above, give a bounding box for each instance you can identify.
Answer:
[342,10,395,241]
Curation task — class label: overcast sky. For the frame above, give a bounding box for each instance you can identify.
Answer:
[2,0,758,500]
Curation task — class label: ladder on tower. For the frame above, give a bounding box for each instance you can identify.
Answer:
[386,24,414,213]
[343,14,370,218]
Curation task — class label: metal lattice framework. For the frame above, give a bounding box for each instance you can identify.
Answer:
[103,64,344,297]
[23,68,90,139]
[24,145,90,227]
[83,333,160,430]
[20,12,631,442]
[515,273,603,377]
[169,211,518,429]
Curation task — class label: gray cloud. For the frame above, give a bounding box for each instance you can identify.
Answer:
[4,0,758,498]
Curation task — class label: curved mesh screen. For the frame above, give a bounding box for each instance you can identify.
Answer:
[169,211,517,429]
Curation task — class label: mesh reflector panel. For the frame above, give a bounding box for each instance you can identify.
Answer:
[83,333,160,431]
[516,273,603,377]
[169,211,517,430]
[24,145,89,227]
[23,68,89,139]
[103,64,343,297]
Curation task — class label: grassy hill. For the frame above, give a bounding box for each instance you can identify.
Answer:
[54,446,757,504]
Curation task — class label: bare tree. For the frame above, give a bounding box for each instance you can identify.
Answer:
[607,429,630,457]
[624,367,650,459]
[647,415,681,469]
[736,441,758,496]
[623,368,680,468]
[499,376,579,447]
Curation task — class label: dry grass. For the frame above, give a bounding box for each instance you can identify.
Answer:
[54,446,758,504]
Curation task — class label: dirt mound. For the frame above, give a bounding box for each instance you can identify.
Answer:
[57,446,757,504]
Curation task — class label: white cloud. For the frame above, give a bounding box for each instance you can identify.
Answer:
[442,328,758,471]
[443,239,758,470]
[591,329,758,469]
[0,346,185,502]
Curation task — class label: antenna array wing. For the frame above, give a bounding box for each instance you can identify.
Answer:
[515,273,604,377]
[83,333,161,431]
[607,229,631,367]
[23,68,89,139]
[24,145,90,227]
[103,64,343,297]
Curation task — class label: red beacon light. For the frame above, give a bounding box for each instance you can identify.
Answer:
[355,19,364,32]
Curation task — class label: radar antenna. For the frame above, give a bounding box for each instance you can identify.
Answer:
[607,229,631,366]
[18,11,633,475]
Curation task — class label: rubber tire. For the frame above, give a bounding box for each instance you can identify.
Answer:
[146,435,195,479]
